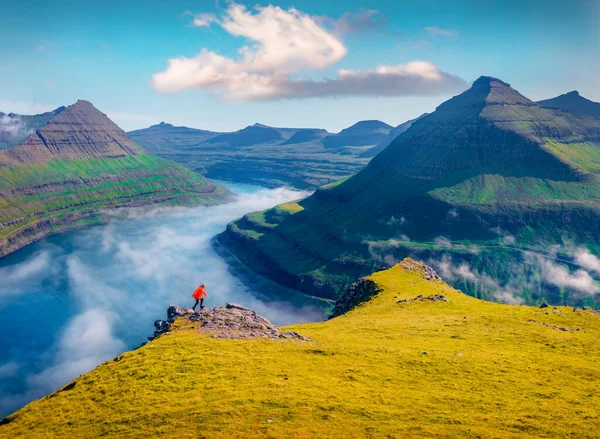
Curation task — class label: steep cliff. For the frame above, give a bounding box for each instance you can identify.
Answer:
[218,77,600,307]
[0,100,230,257]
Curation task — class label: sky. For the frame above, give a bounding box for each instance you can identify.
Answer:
[0,0,598,132]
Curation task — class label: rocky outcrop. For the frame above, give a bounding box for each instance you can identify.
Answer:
[149,304,311,341]
[330,258,443,318]
[398,258,442,281]
[330,278,382,318]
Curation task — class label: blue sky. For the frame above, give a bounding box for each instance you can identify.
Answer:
[0,0,598,132]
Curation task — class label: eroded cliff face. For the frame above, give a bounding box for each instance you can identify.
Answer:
[0,100,140,166]
[0,100,230,257]
[218,77,600,308]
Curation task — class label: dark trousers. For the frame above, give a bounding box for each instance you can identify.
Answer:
[192,298,204,310]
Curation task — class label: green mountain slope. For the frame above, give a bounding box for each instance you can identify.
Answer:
[0,100,230,257]
[129,122,369,189]
[2,260,598,438]
[218,77,600,307]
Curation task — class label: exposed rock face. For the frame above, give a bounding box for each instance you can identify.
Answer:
[149,304,311,341]
[399,258,442,281]
[0,100,140,166]
[330,258,442,318]
[330,278,381,318]
[0,99,230,258]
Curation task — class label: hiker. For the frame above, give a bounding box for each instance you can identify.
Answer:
[192,283,208,311]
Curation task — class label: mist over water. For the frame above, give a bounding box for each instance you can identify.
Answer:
[0,182,320,417]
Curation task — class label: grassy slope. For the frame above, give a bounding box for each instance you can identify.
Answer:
[2,262,599,438]
[0,152,230,256]
[218,79,600,306]
[129,125,371,190]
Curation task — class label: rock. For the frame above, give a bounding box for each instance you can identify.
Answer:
[421,351,429,355]
[539,302,549,308]
[400,258,442,281]
[148,319,172,341]
[330,278,382,318]
[167,305,180,321]
[153,304,311,342]
[397,294,448,304]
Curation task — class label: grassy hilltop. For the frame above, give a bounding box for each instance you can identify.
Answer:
[2,260,599,438]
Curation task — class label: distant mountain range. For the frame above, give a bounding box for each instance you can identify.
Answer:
[0,100,229,257]
[128,118,407,188]
[538,91,600,118]
[360,114,428,158]
[218,76,600,308]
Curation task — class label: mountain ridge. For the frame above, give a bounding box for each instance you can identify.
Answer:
[0,100,230,257]
[218,76,600,307]
[537,90,600,118]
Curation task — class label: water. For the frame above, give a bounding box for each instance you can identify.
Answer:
[0,181,323,417]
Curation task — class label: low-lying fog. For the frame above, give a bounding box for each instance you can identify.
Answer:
[0,181,321,417]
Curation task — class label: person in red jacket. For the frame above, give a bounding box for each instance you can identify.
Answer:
[192,284,207,311]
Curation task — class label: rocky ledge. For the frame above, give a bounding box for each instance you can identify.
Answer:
[149,303,311,342]
[330,258,443,318]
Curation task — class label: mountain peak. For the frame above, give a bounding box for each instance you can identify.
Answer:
[436,75,531,113]
[472,76,511,88]
[537,90,600,117]
[5,100,140,163]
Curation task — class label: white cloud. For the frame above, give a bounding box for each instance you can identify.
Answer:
[0,362,19,378]
[425,26,459,38]
[540,258,599,294]
[0,250,54,298]
[0,99,57,115]
[574,249,600,273]
[152,3,466,101]
[191,12,217,27]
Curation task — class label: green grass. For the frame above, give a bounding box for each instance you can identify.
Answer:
[0,152,231,255]
[3,261,599,438]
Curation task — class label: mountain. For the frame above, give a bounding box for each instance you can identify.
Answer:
[130,123,369,189]
[0,100,230,257]
[321,120,393,148]
[3,260,598,437]
[0,106,66,150]
[218,76,600,307]
[207,123,284,147]
[280,128,329,145]
[537,91,600,117]
[360,114,427,158]
[128,122,221,152]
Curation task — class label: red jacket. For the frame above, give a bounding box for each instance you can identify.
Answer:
[192,285,207,300]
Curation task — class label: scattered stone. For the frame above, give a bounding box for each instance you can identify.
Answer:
[266,419,275,423]
[539,303,549,309]
[456,353,463,357]
[421,351,429,355]
[151,305,311,342]
[528,319,570,332]
[398,294,448,304]
[400,258,441,281]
